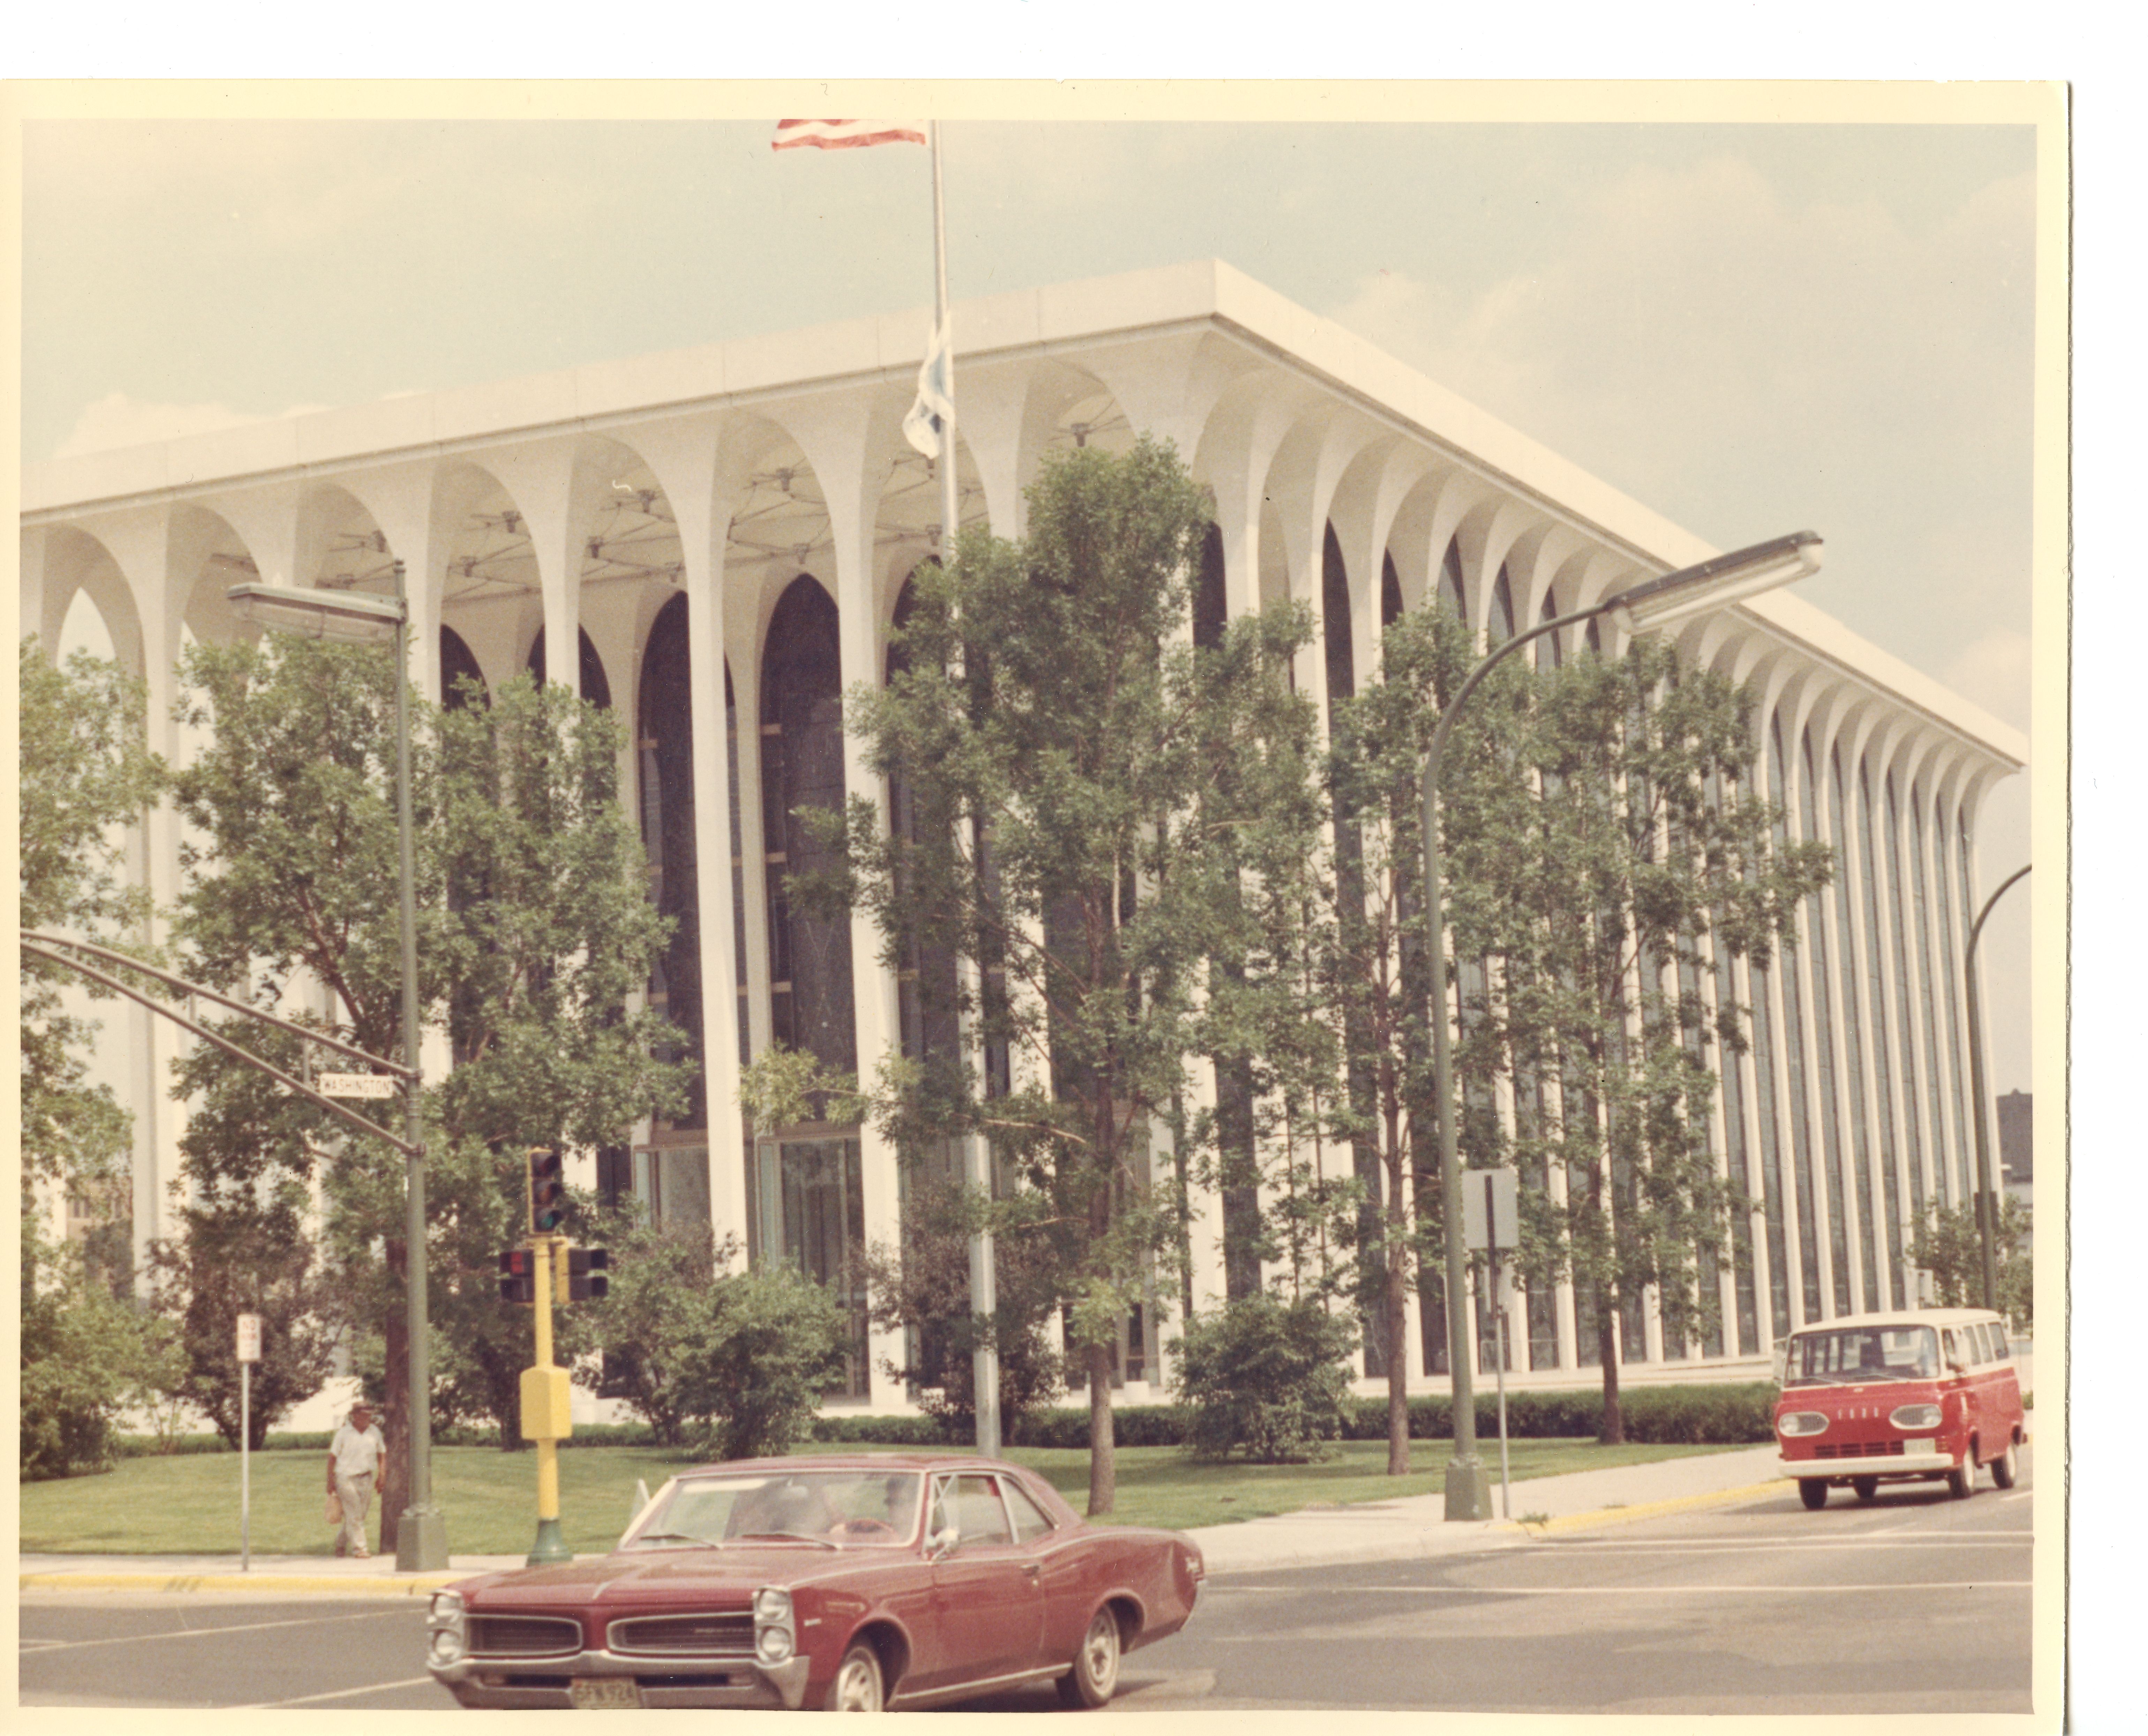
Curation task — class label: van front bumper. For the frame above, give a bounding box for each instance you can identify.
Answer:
[1777,1438,1959,1479]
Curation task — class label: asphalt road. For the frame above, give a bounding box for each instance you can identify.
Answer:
[20,1452,2033,1714]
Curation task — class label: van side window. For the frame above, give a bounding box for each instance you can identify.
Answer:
[1942,1329,1964,1367]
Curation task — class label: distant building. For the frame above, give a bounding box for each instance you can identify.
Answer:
[22,258,2029,1399]
[1998,1089,2033,1209]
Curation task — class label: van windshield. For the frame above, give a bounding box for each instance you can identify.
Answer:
[1783,1325,1939,1385]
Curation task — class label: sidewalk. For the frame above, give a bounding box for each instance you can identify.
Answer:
[17,1445,1793,1597]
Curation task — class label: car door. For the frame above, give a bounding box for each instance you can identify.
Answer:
[924,1473,1047,1691]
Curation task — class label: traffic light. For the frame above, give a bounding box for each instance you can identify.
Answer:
[552,1243,610,1302]
[498,1248,536,1305]
[527,1147,566,1235]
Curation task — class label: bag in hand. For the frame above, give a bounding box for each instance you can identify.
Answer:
[325,1491,344,1526]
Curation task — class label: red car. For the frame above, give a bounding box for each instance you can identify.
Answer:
[425,1454,1204,1711]
[1773,1308,2026,1509]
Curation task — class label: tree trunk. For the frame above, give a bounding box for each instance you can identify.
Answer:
[1385,1244,1410,1475]
[377,1307,410,1554]
[1085,1341,1116,1516]
[1596,1292,1623,1445]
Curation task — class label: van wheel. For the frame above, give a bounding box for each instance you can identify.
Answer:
[1945,1464,1973,1499]
[1990,1439,2019,1489]
[1798,1480,1828,1510]
[1852,1477,1878,1502]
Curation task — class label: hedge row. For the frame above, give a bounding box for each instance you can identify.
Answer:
[114,1382,1777,1457]
[815,1383,1776,1450]
[114,1421,672,1457]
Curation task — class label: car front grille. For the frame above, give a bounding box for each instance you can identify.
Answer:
[468,1615,583,1656]
[1814,1440,1906,1459]
[608,1613,757,1657]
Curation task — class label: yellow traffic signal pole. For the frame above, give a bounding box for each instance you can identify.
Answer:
[522,1232,574,1566]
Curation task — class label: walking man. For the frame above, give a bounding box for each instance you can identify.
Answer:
[327,1400,387,1560]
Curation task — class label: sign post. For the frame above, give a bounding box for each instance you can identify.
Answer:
[1462,1171,1519,1520]
[235,1313,262,1570]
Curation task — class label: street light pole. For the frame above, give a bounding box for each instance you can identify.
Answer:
[389,558,448,1570]
[1964,863,2030,1314]
[1419,533,1822,1522]
[225,564,447,1569]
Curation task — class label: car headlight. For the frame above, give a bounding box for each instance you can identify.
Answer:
[753,1585,795,1666]
[1777,1411,1829,1437]
[426,1590,467,1667]
[1890,1404,1943,1430]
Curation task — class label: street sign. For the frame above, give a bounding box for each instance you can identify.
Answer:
[1462,1168,1520,1253]
[318,1072,397,1099]
[235,1313,262,1362]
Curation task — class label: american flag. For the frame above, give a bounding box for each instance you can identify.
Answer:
[771,119,927,152]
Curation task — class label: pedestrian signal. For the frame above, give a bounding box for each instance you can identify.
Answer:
[498,1248,536,1305]
[527,1147,566,1235]
[552,1243,610,1302]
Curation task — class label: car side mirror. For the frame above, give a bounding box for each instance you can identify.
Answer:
[927,1525,960,1559]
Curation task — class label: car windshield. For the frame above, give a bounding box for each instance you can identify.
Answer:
[1783,1325,1940,1385]
[623,1470,925,1551]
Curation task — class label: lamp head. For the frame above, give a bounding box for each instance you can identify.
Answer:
[1607,531,1823,637]
[226,581,406,644]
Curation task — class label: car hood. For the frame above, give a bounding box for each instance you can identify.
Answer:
[452,1546,893,1606]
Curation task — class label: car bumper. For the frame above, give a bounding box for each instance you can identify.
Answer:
[429,1646,813,1710]
[1777,1438,1961,1480]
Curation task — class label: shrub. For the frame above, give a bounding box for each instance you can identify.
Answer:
[22,1227,185,1480]
[686,1265,851,1461]
[1173,1292,1356,1463]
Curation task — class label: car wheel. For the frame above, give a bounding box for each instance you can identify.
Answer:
[1990,1438,2019,1489]
[1852,1477,1878,1503]
[1798,1479,1828,1511]
[1945,1463,1973,1500]
[826,1642,885,1712]
[1056,1606,1122,1709]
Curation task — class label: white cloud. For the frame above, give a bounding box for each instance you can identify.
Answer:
[51,392,329,459]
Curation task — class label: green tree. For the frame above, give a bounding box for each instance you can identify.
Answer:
[145,1194,341,1449]
[168,640,687,1545]
[1908,1197,2033,1327]
[1488,640,1832,1443]
[747,438,1326,1514]
[1312,600,1538,1473]
[20,638,174,1474]
[19,638,164,1210]
[856,1174,1068,1443]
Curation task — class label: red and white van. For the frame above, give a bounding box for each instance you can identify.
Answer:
[1772,1308,2026,1510]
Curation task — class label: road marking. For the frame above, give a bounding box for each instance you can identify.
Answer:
[1542,1537,2031,1551]
[231,1674,437,1708]
[1213,1581,2032,1595]
[16,1607,409,1654]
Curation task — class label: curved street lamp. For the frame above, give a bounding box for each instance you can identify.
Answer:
[227,561,448,1572]
[1420,531,1824,1521]
[1965,863,2030,1313]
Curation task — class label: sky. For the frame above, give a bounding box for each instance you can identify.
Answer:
[19,107,2043,1097]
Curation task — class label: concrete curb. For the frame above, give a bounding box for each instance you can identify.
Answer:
[20,1570,465,1598]
[1503,1476,1793,1537]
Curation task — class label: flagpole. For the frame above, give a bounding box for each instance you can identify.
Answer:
[929,120,1003,1461]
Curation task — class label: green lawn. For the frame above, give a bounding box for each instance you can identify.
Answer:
[20,1437,1747,1557]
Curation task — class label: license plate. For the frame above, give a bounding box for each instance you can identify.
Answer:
[570,1677,644,1710]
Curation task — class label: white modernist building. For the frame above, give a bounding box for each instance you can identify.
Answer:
[21,258,2027,1405]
